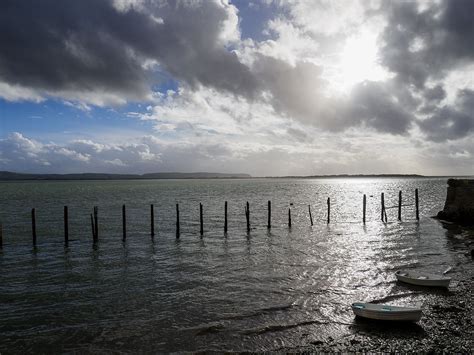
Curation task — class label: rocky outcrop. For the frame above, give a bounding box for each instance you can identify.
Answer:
[437,179,474,225]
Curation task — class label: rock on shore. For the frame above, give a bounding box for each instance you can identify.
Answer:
[437,179,474,225]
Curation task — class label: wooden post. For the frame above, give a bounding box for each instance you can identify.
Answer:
[381,193,385,222]
[267,200,271,229]
[288,207,292,228]
[122,204,126,242]
[31,208,37,246]
[363,194,366,224]
[64,206,69,245]
[176,204,180,238]
[415,188,419,221]
[308,205,313,226]
[398,191,402,221]
[0,222,3,249]
[199,203,203,236]
[150,204,155,238]
[245,201,250,232]
[224,201,228,233]
[93,206,98,240]
[90,214,96,241]
[90,206,97,243]
[327,198,330,224]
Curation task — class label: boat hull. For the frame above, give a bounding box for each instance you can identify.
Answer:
[395,270,451,288]
[352,302,422,322]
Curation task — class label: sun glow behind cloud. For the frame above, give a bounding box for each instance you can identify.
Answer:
[328,30,392,94]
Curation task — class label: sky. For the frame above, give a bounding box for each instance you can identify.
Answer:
[0,0,473,176]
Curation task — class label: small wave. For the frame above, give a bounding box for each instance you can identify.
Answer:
[241,319,329,335]
[219,304,296,321]
[194,324,226,336]
[369,292,422,303]
[259,304,295,313]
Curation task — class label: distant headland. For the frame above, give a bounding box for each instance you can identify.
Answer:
[0,171,251,181]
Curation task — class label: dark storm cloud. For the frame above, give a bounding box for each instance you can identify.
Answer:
[380,0,474,88]
[347,81,413,135]
[253,56,327,121]
[379,0,474,141]
[423,85,446,103]
[0,0,258,102]
[419,89,474,142]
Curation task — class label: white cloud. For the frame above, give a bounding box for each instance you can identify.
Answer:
[2,126,473,176]
[0,82,45,103]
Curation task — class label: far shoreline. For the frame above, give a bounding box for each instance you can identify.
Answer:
[1,171,473,181]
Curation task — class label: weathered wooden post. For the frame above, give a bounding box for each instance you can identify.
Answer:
[363,194,366,224]
[64,206,69,245]
[93,206,98,240]
[415,188,419,221]
[90,206,98,243]
[0,222,3,249]
[267,200,271,229]
[288,207,292,228]
[308,205,313,226]
[327,198,330,224]
[224,201,228,233]
[398,191,402,221]
[150,204,155,239]
[381,193,385,222]
[199,203,203,237]
[31,208,37,246]
[90,214,96,241]
[176,204,180,238]
[245,201,250,232]
[122,204,126,242]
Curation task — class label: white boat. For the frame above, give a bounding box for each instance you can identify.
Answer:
[395,270,451,288]
[351,302,422,322]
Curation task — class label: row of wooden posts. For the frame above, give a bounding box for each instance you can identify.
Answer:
[0,189,420,248]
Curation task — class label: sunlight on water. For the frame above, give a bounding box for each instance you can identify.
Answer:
[0,178,472,352]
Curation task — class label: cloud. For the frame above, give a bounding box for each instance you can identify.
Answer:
[380,0,474,88]
[0,133,161,173]
[0,0,258,105]
[346,81,414,134]
[419,89,474,141]
[1,0,473,172]
[0,82,45,102]
[423,85,447,103]
[2,130,473,176]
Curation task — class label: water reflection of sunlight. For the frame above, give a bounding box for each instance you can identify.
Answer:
[302,217,451,325]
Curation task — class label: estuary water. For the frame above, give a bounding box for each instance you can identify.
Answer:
[0,177,472,352]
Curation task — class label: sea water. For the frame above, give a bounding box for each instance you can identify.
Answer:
[0,178,472,352]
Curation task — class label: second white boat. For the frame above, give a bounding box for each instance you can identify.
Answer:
[395,270,451,288]
[352,302,422,321]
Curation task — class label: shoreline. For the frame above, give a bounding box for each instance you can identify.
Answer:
[281,236,473,353]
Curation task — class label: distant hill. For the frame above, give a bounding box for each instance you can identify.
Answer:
[0,171,251,181]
